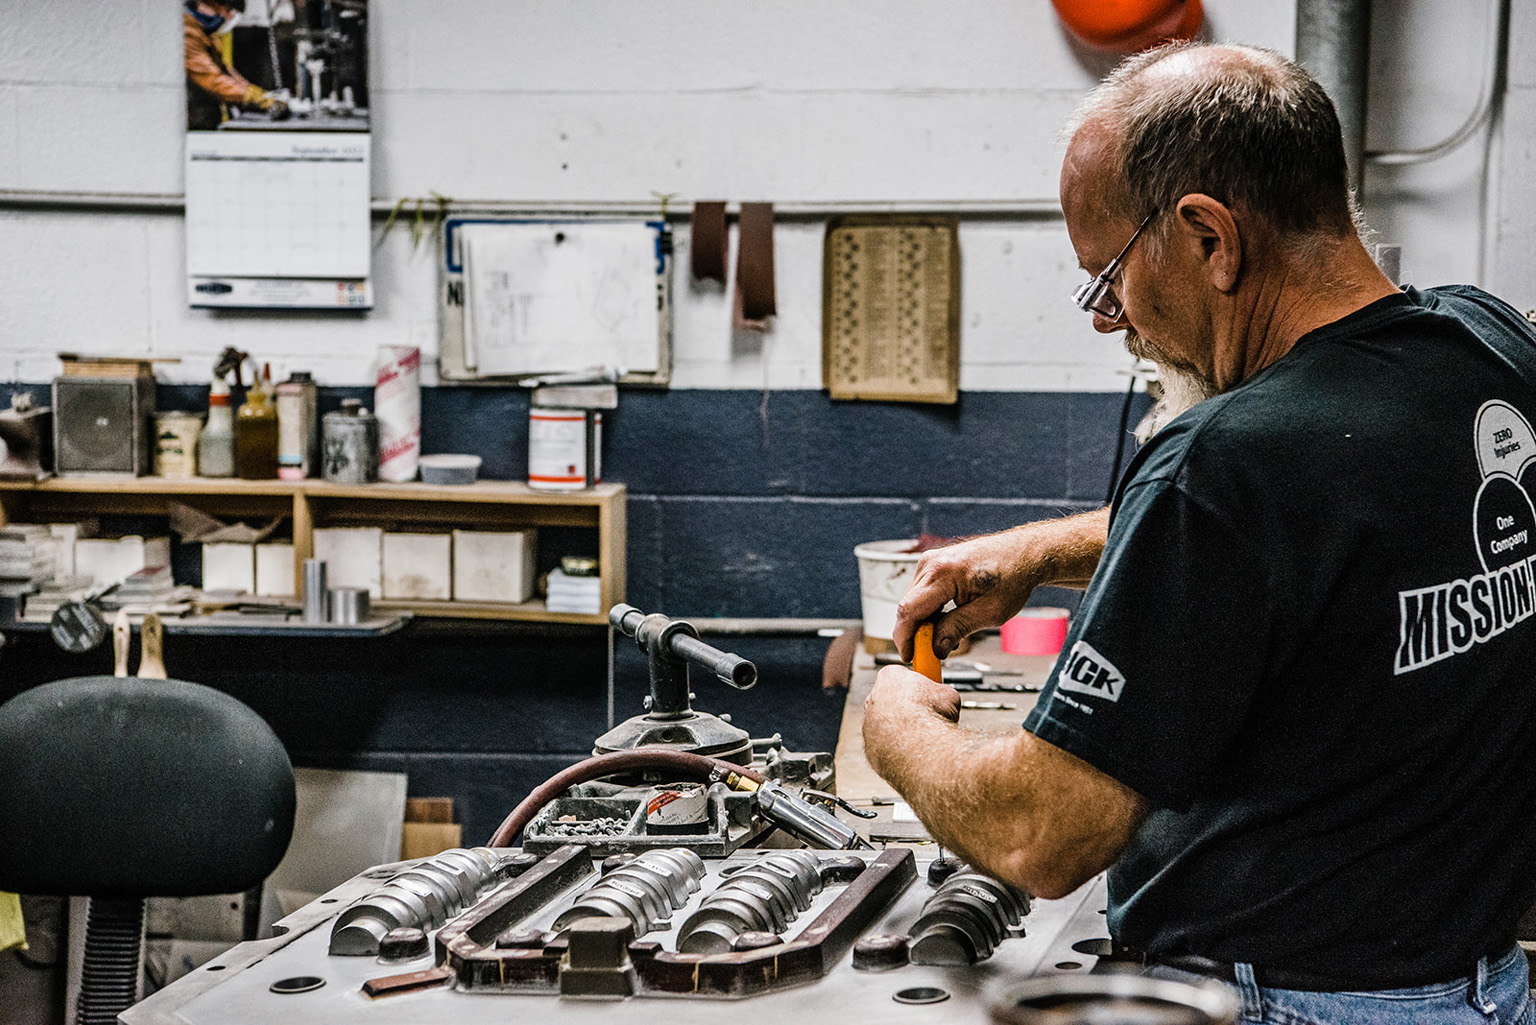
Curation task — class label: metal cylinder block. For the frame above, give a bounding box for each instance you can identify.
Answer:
[908,872,1031,966]
[676,851,823,954]
[553,848,706,938]
[329,847,506,956]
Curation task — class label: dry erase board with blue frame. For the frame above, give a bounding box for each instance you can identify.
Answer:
[438,217,673,386]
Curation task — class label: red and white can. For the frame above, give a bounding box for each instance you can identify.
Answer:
[528,407,602,490]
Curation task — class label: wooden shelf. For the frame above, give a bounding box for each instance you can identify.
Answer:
[0,478,625,625]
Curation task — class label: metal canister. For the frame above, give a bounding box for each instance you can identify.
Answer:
[322,399,379,484]
[302,558,328,624]
[276,371,319,480]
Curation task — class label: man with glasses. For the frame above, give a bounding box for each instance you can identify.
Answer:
[864,41,1536,1025]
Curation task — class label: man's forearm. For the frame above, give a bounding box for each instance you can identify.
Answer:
[875,715,1026,874]
[1010,506,1110,589]
[866,680,1146,899]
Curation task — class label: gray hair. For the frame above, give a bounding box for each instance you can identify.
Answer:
[1070,43,1355,240]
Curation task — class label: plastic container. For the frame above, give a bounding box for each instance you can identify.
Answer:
[854,540,922,644]
[235,363,279,479]
[419,454,482,486]
[198,380,234,478]
[1000,608,1070,656]
[154,412,203,478]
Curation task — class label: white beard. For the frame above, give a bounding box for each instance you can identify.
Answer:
[1134,363,1217,444]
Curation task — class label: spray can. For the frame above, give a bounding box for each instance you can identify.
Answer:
[276,371,319,480]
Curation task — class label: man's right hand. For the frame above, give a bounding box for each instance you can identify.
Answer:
[892,508,1112,661]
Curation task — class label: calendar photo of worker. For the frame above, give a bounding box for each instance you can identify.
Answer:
[183,0,369,133]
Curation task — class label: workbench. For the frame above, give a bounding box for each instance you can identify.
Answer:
[834,631,1059,842]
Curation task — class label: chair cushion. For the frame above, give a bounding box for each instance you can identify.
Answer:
[0,676,296,898]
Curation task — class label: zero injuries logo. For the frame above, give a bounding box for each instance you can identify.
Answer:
[1057,640,1125,702]
[1395,400,1536,674]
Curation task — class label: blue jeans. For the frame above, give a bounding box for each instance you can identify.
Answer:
[1148,945,1532,1025]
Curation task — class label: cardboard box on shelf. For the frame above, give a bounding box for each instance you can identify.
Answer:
[203,542,255,594]
[75,535,171,590]
[312,528,383,598]
[452,529,536,603]
[383,533,451,601]
[255,543,295,598]
[400,797,461,861]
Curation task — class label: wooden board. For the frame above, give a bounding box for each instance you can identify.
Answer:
[822,215,960,404]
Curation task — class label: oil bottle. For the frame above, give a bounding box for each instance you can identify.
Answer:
[235,362,279,479]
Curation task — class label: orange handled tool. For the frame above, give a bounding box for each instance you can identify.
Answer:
[912,622,943,682]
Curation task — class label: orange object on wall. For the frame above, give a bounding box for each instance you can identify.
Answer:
[1052,0,1204,53]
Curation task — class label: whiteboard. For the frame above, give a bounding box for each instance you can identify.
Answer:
[440,218,672,385]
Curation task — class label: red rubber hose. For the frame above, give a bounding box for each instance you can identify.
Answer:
[487,750,767,848]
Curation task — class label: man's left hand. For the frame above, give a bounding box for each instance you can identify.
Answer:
[863,665,961,777]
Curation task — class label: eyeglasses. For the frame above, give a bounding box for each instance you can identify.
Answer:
[1071,212,1155,320]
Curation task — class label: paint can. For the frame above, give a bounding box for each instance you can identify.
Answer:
[528,407,602,490]
[153,412,204,478]
[322,400,379,484]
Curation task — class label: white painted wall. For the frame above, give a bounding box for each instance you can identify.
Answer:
[0,0,1526,390]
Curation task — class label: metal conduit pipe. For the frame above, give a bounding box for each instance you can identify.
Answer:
[1295,0,1372,194]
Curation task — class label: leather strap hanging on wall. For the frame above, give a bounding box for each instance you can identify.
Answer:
[689,201,729,284]
[734,202,776,330]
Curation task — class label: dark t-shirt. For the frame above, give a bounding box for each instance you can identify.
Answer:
[1023,285,1536,985]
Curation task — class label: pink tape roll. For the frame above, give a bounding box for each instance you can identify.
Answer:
[1001,608,1070,656]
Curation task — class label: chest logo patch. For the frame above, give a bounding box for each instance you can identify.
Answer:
[1057,640,1125,702]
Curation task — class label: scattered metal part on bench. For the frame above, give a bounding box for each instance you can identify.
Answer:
[802,788,878,820]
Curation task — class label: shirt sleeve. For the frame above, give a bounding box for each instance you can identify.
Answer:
[185,24,253,104]
[1023,476,1274,810]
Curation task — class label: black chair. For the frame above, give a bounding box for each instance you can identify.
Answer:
[0,676,296,1024]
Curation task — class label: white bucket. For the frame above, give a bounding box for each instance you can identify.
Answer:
[854,540,922,641]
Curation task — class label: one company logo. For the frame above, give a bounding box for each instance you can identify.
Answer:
[1056,640,1125,702]
[1392,399,1536,675]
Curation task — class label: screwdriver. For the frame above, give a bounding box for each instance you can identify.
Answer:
[912,622,943,683]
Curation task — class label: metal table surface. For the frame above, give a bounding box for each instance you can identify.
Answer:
[123,848,1113,1025]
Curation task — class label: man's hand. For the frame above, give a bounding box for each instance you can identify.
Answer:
[893,508,1112,663]
[863,664,961,779]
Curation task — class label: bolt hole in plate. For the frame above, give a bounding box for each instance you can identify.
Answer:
[1054,961,1084,970]
[270,976,327,995]
[893,986,950,1005]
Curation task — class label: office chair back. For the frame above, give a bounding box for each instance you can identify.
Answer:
[0,676,296,1023]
